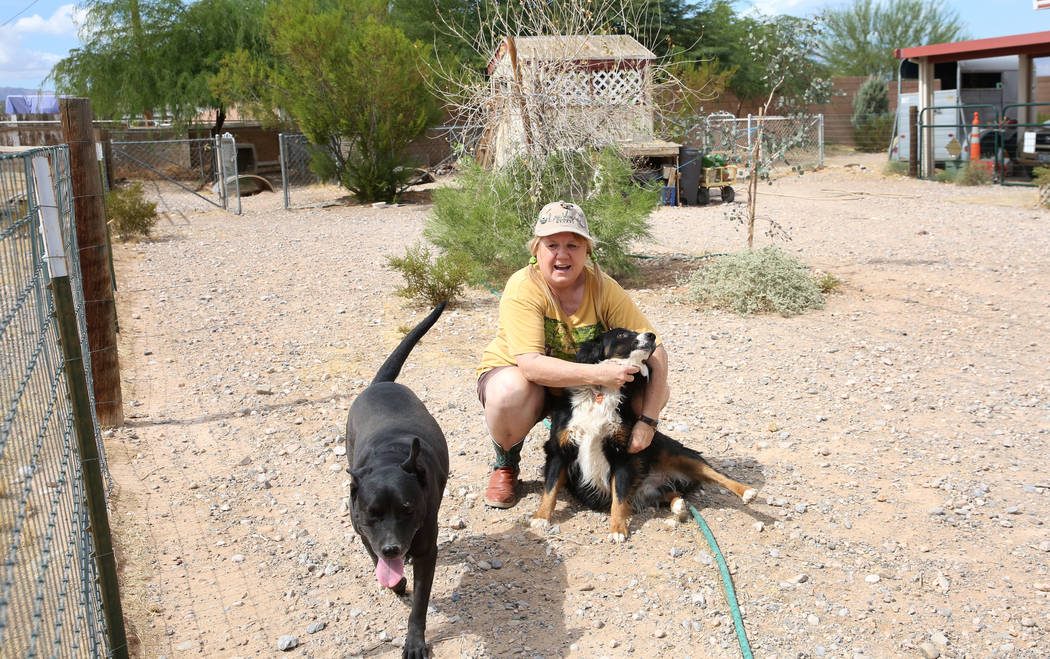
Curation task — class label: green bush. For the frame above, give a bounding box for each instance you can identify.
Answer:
[883,160,909,176]
[426,148,658,286]
[105,182,158,240]
[954,161,991,186]
[851,77,893,153]
[685,246,826,316]
[816,272,842,294]
[934,168,955,183]
[1033,166,1050,186]
[386,243,471,307]
[853,114,895,153]
[851,77,889,124]
[1034,167,1050,209]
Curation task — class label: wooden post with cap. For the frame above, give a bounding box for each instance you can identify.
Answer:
[59,97,124,428]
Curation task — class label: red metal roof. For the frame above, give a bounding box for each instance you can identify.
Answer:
[895,31,1050,63]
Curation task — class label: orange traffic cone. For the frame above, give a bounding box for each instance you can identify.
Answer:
[970,112,981,161]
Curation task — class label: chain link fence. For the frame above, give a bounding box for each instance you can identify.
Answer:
[278,133,323,210]
[109,136,240,214]
[692,113,825,172]
[0,145,116,656]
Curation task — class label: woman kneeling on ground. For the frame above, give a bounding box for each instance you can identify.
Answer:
[476,200,670,508]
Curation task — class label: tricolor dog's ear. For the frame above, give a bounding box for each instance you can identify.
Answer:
[575,339,603,364]
[401,437,427,486]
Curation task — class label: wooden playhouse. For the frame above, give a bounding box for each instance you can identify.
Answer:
[476,34,680,169]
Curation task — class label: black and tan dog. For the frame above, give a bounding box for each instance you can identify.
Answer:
[531,328,756,542]
[346,302,448,659]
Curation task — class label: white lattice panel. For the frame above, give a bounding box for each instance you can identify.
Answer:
[559,71,592,104]
[592,69,644,105]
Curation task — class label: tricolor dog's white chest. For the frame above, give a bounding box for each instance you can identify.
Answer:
[565,387,622,494]
[564,355,650,495]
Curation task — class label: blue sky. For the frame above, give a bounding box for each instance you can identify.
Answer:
[2,0,1050,91]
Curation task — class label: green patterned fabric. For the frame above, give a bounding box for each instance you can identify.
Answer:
[543,318,605,361]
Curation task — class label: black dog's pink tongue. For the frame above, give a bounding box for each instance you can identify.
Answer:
[375,558,404,588]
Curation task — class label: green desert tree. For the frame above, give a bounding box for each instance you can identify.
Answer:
[212,0,441,203]
[818,0,967,80]
[851,76,893,152]
[49,0,267,132]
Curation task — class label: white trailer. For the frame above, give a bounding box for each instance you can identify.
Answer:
[889,89,965,163]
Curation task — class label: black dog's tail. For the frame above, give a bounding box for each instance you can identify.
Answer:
[371,301,447,384]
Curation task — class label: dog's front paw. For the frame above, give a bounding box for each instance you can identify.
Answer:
[670,497,688,519]
[608,531,628,543]
[741,488,757,504]
[402,636,428,659]
[529,517,550,533]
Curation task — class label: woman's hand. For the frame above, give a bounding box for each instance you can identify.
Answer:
[593,362,638,389]
[628,421,655,453]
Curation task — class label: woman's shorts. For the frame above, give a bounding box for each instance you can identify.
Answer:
[477,366,557,418]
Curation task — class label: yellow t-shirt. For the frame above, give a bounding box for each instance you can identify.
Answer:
[476,264,660,378]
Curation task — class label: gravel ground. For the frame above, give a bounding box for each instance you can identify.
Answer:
[106,153,1050,658]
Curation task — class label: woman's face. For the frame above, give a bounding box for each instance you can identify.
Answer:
[535,231,588,291]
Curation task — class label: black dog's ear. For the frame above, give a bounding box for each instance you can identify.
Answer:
[348,467,363,498]
[401,438,427,487]
[401,437,421,474]
[575,339,603,364]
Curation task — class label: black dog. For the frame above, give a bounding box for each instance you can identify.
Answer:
[346,302,449,658]
[531,328,756,542]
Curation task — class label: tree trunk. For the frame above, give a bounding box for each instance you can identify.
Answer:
[746,106,764,249]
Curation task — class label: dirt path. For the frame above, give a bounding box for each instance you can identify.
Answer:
[107,154,1050,658]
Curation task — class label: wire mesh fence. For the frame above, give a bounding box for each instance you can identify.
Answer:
[692,113,825,172]
[278,133,323,209]
[0,145,113,657]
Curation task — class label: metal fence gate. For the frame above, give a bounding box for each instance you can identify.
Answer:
[915,102,1050,185]
[692,113,825,172]
[109,135,241,214]
[0,145,121,656]
[278,133,323,210]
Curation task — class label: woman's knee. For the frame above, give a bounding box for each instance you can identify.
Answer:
[485,368,542,409]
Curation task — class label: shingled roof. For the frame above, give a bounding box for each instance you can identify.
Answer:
[492,34,656,64]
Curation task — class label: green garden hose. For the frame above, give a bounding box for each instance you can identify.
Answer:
[688,504,753,659]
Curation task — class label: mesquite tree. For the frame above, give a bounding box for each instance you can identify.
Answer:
[738,15,833,248]
[211,0,441,203]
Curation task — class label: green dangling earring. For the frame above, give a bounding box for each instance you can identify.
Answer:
[590,253,597,262]
[529,256,537,264]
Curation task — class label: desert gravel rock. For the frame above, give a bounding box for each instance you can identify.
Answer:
[107,154,1049,658]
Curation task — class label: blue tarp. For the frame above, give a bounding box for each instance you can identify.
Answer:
[5,95,61,114]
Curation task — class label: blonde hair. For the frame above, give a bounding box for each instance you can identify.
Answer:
[526,235,604,347]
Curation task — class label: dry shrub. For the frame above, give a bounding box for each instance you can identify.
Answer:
[686,246,826,316]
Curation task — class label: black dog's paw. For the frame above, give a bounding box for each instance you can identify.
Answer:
[402,637,428,658]
[391,576,407,596]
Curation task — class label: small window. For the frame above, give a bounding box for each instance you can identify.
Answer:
[961,72,1002,89]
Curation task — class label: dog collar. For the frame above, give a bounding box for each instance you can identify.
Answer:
[638,414,659,429]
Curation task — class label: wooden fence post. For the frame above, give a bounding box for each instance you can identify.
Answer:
[101,128,115,191]
[59,97,124,428]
